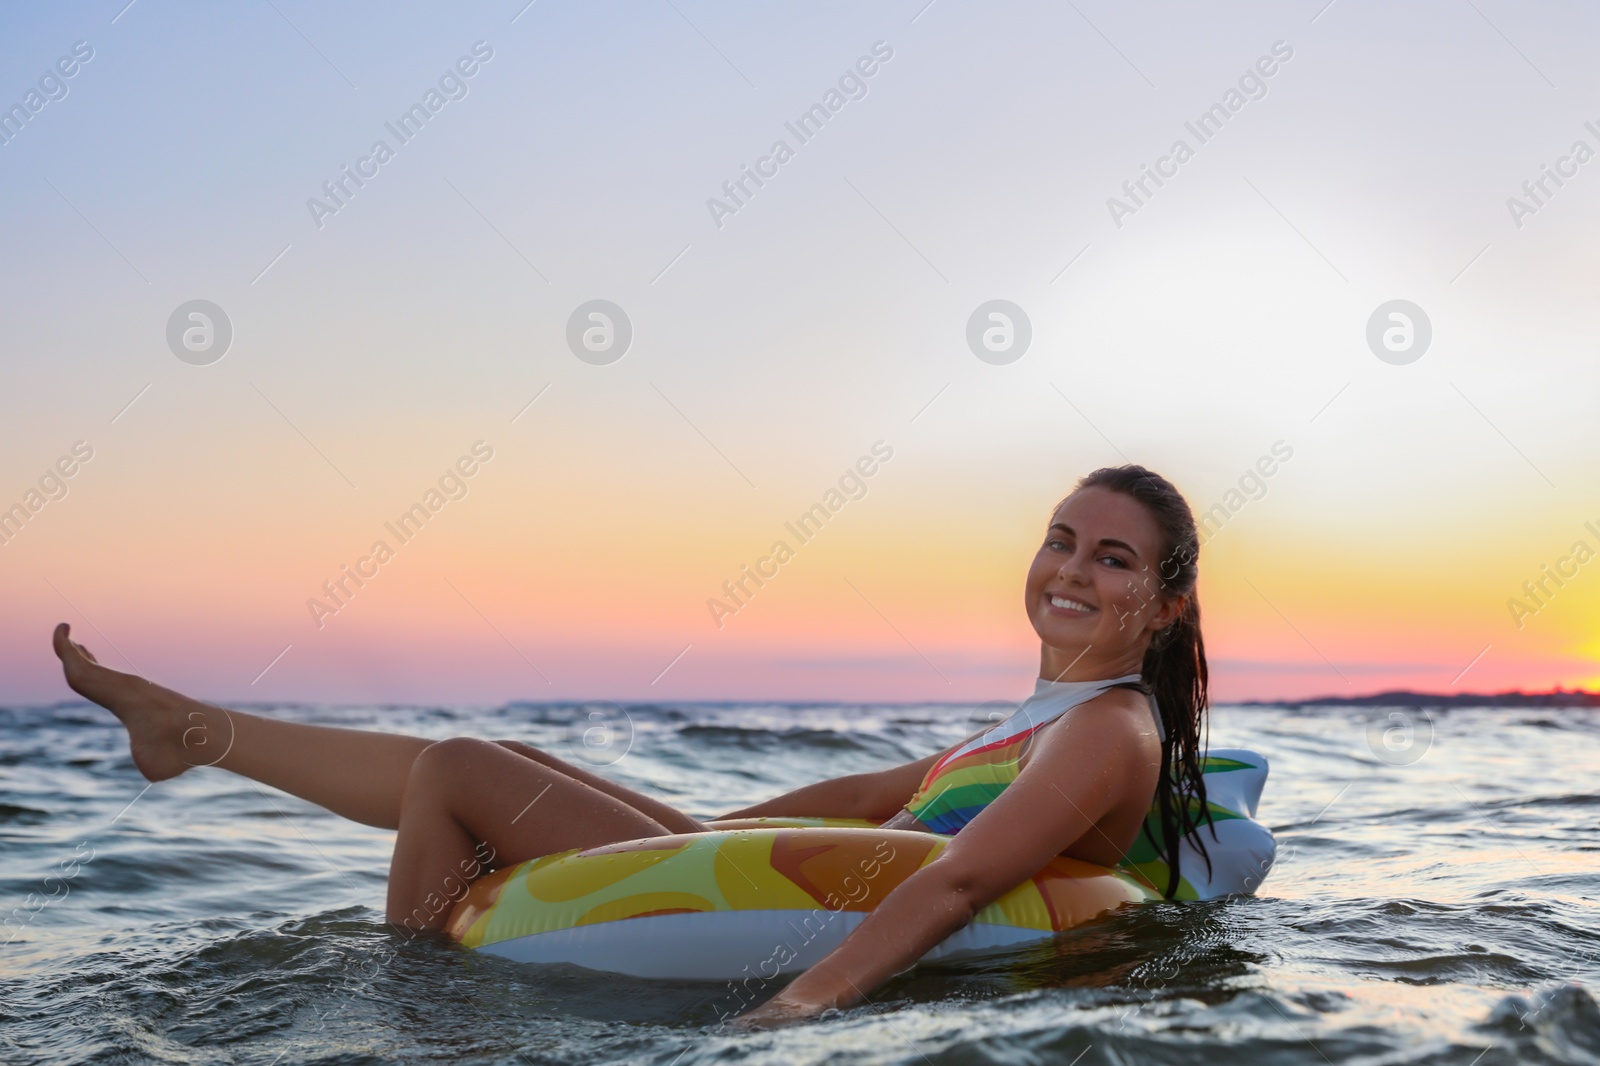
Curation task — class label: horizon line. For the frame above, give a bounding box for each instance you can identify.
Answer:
[10,683,1598,713]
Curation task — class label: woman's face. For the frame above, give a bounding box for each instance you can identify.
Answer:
[1025,486,1185,674]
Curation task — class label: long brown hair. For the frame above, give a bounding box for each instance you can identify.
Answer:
[1073,464,1214,898]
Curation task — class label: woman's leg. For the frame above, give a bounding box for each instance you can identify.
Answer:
[492,740,707,835]
[54,623,427,828]
[387,737,680,930]
[53,624,713,835]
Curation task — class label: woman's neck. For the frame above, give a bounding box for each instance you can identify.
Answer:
[1038,643,1146,684]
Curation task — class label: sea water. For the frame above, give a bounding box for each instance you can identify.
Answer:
[2,698,1596,1065]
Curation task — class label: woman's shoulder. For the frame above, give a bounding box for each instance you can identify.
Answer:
[1026,683,1163,764]
[1082,684,1161,731]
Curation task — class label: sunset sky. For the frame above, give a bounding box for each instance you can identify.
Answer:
[2,0,1597,706]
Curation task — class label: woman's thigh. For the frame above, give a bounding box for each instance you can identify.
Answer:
[414,738,685,865]
[493,739,708,836]
[388,738,695,928]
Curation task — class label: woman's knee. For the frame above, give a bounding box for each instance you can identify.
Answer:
[409,736,499,785]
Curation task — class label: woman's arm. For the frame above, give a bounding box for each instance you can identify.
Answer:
[713,753,936,821]
[733,693,1154,1027]
[713,721,989,822]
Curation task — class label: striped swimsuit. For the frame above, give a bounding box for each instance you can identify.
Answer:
[902,674,1164,835]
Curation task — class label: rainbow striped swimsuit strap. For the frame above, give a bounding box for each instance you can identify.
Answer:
[904,673,1145,835]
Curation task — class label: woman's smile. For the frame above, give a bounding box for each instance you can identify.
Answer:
[1046,593,1096,616]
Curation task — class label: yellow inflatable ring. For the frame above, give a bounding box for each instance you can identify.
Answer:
[445,818,1156,979]
[445,750,1276,979]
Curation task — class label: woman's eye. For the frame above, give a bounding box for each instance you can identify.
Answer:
[1046,538,1068,551]
[1099,555,1127,568]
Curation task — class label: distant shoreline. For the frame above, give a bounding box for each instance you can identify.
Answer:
[1233,689,1600,708]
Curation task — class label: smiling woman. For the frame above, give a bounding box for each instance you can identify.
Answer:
[1020,466,1217,885]
[48,462,1253,1030]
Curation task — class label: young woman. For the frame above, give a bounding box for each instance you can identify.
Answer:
[52,463,1212,1029]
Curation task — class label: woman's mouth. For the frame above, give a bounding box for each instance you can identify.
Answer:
[1048,594,1095,615]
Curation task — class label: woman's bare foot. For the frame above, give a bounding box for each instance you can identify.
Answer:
[52,622,225,781]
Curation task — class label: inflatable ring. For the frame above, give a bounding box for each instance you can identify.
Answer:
[445,821,1155,979]
[445,748,1277,980]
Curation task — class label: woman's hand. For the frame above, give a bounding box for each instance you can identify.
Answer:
[725,693,1149,1022]
[728,992,830,1031]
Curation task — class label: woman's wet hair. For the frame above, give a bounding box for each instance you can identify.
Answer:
[1068,464,1215,898]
